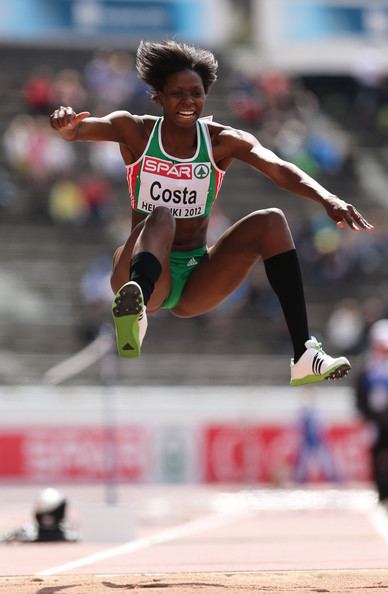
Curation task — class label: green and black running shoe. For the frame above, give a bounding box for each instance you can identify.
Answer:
[112,281,147,358]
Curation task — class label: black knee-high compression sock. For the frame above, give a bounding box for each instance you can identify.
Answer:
[264,249,310,362]
[130,251,162,306]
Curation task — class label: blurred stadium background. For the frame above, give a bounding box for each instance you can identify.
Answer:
[1,0,388,493]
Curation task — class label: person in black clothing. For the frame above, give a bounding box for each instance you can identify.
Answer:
[355,320,388,504]
[1,488,79,543]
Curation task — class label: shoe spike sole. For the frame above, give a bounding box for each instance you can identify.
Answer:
[326,363,351,381]
[113,284,143,318]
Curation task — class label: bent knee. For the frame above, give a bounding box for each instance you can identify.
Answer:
[263,207,287,224]
[110,246,125,293]
[110,272,121,294]
[170,304,196,318]
[112,245,124,269]
[148,206,176,231]
[249,207,287,224]
[257,207,289,233]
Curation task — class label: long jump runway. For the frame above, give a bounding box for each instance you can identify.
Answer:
[1,485,388,593]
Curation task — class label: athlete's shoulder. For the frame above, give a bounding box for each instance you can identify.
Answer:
[116,114,159,164]
[106,111,157,130]
[205,120,241,136]
[204,121,261,168]
[140,115,160,134]
[205,121,250,148]
[203,120,231,140]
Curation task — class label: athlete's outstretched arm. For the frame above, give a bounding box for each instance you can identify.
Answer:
[49,105,139,144]
[223,127,373,232]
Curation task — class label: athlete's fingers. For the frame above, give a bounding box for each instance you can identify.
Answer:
[63,106,74,127]
[50,106,85,129]
[335,212,359,231]
[347,218,360,231]
[352,211,374,230]
[60,110,91,129]
[50,106,69,128]
[58,105,68,120]
[73,111,91,125]
[348,205,374,230]
[336,204,374,232]
[49,108,64,129]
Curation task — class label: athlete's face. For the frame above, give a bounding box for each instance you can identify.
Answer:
[157,69,206,126]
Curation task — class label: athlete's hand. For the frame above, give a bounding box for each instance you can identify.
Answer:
[49,105,91,136]
[323,195,374,232]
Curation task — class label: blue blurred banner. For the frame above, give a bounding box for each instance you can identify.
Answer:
[0,0,202,42]
[281,1,388,41]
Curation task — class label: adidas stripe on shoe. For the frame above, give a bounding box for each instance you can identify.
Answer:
[112,281,147,358]
[290,336,351,386]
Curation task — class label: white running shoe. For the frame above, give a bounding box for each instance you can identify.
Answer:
[290,336,351,386]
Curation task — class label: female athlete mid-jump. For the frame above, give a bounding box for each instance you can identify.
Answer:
[50,40,373,385]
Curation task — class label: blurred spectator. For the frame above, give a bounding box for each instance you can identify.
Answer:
[48,177,88,226]
[0,166,18,213]
[207,204,232,245]
[352,46,385,132]
[89,141,124,179]
[355,320,388,506]
[22,66,54,115]
[260,70,291,109]
[50,69,87,112]
[326,298,365,355]
[84,50,139,111]
[4,115,75,182]
[84,48,112,97]
[306,119,350,175]
[274,118,320,176]
[229,91,264,127]
[79,255,112,344]
[227,67,264,127]
[4,114,36,174]
[294,404,339,483]
[227,65,353,181]
[363,296,388,332]
[80,255,112,305]
[79,173,113,223]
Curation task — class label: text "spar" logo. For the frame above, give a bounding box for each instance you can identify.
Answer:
[143,157,192,180]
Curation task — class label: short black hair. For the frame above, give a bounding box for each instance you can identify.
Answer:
[136,40,218,97]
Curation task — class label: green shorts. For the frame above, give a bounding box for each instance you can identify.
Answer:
[161,246,208,310]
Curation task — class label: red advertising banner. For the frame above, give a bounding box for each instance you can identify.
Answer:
[0,426,151,481]
[0,421,372,484]
[203,422,371,484]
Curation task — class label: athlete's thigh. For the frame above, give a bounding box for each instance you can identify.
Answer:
[172,213,267,317]
[111,221,172,312]
[174,208,294,317]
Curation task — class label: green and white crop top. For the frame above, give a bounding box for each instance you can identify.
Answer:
[126,117,225,219]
